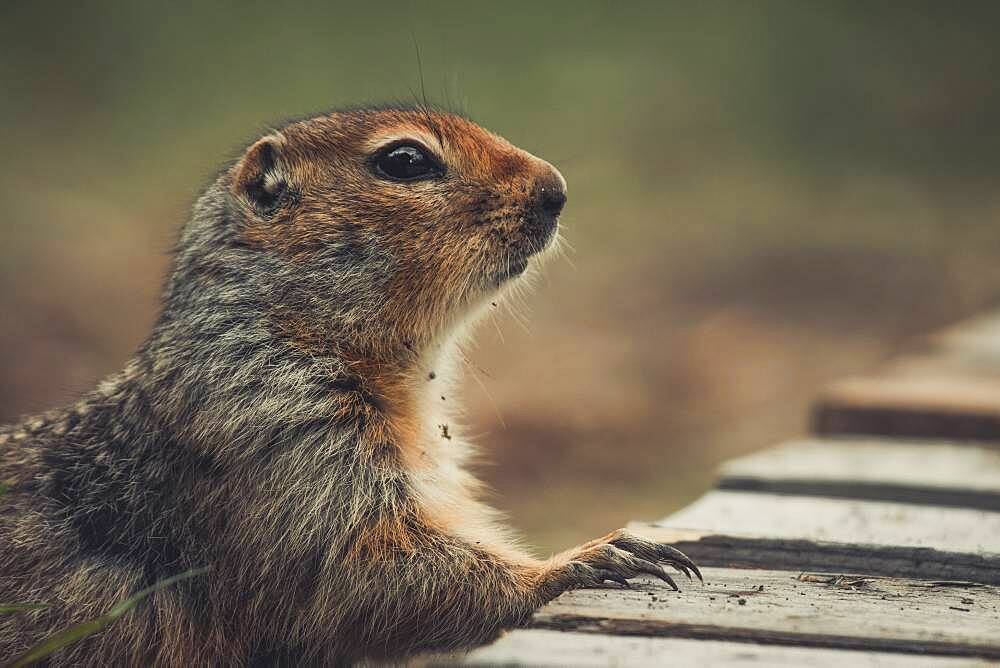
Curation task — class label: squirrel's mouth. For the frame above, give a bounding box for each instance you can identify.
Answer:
[488,211,559,287]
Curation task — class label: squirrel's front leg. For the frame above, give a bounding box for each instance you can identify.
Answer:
[336,525,699,660]
[536,528,703,600]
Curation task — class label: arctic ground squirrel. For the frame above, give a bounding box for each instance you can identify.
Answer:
[0,107,700,665]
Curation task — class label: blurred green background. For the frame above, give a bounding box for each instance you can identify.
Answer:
[3,2,1000,552]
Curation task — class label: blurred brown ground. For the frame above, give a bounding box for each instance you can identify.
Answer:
[2,2,1000,553]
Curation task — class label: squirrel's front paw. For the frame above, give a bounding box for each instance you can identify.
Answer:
[550,528,703,594]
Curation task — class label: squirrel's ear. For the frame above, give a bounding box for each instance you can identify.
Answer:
[232,135,288,214]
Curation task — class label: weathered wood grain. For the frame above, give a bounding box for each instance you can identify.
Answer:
[453,629,985,666]
[717,439,1000,510]
[661,491,1000,554]
[630,525,1000,586]
[527,569,1000,659]
[630,491,1000,583]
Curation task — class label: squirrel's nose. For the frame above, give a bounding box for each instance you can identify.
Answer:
[535,170,567,218]
[539,187,567,217]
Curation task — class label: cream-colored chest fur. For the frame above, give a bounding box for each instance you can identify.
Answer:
[404,350,529,561]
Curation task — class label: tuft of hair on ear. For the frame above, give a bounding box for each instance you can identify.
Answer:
[232,134,290,216]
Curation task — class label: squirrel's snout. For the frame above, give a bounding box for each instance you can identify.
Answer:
[514,165,565,254]
[533,167,567,219]
[539,186,567,217]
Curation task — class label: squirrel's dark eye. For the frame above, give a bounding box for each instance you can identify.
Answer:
[374,144,442,181]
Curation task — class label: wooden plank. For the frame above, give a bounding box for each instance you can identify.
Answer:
[717,439,1000,510]
[813,371,1000,441]
[625,526,1000,586]
[454,629,984,666]
[813,311,1000,440]
[631,491,1000,583]
[661,491,1000,554]
[522,569,1000,659]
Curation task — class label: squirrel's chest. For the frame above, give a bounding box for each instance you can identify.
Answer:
[401,400,478,517]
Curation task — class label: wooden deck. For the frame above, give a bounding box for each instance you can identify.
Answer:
[454,313,1000,665]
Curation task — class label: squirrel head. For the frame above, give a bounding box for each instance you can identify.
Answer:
[221,108,566,366]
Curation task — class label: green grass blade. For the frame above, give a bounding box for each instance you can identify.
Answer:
[6,567,209,668]
[6,618,108,668]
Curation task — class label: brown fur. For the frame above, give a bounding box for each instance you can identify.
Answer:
[0,107,698,665]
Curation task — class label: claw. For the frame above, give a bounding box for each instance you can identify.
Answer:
[670,562,693,580]
[657,544,703,582]
[608,533,702,583]
[629,557,679,592]
[596,569,630,588]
